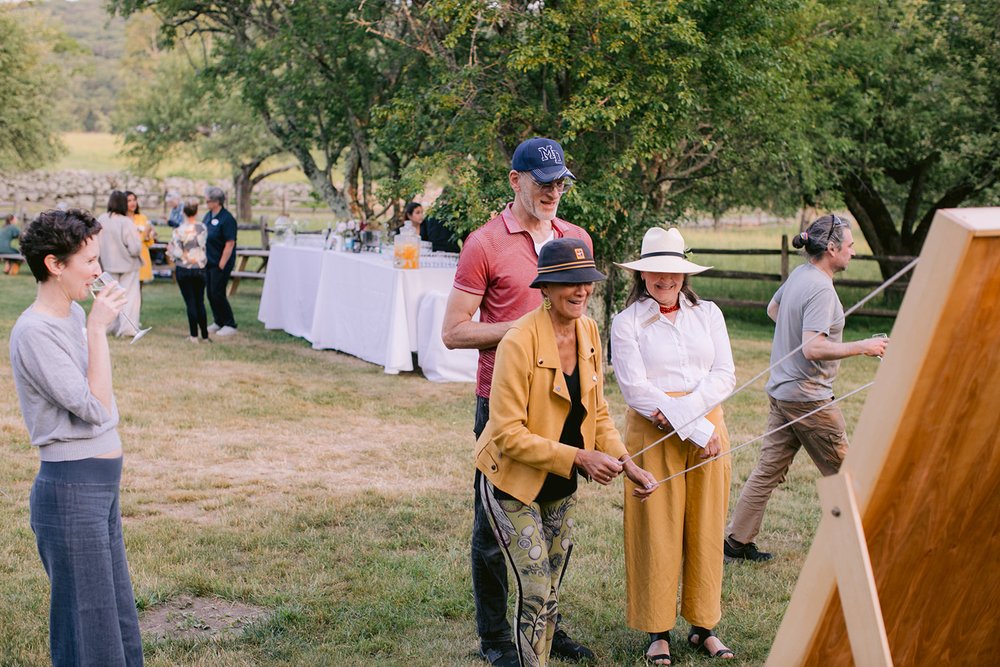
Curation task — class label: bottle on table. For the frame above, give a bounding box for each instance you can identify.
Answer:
[393,220,420,269]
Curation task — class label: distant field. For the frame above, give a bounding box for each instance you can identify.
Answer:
[57,132,311,185]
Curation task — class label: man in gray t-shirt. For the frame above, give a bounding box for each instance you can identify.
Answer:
[725,215,887,562]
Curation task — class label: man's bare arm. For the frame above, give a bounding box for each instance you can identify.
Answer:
[802,330,887,361]
[442,288,517,350]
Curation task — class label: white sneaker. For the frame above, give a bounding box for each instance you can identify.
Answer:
[186,336,200,344]
[207,323,221,334]
[216,326,238,337]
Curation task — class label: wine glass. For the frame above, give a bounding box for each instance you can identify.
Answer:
[872,332,888,361]
[91,272,151,344]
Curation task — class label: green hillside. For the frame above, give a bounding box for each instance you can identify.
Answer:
[8,0,125,132]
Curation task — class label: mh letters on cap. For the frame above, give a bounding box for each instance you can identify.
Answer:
[537,145,561,163]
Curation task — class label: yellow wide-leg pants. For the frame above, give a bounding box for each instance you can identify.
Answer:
[623,405,731,632]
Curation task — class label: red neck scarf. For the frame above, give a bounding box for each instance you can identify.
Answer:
[659,302,680,315]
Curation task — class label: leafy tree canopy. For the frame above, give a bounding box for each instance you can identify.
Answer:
[808,0,1000,271]
[0,9,64,170]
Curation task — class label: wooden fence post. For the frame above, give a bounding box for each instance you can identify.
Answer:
[259,215,270,250]
[780,234,789,282]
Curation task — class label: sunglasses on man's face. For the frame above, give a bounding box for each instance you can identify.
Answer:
[529,176,573,194]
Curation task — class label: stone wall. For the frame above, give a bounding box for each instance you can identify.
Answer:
[0,170,316,219]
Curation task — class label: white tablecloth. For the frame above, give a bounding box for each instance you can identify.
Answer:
[257,245,324,339]
[417,291,480,383]
[259,245,477,381]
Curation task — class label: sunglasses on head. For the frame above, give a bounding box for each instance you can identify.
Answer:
[822,214,848,247]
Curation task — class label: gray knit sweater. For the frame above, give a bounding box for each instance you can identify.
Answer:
[97,212,142,273]
[9,303,121,461]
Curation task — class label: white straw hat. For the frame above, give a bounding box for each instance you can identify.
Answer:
[615,227,712,274]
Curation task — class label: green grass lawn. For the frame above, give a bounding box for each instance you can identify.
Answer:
[0,270,888,666]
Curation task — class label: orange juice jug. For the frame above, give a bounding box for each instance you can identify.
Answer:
[393,221,420,269]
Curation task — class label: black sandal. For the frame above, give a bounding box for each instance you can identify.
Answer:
[688,625,735,659]
[645,630,672,665]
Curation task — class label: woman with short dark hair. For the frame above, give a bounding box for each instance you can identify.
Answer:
[97,190,143,336]
[11,209,144,666]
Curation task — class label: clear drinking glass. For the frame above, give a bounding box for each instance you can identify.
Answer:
[91,272,151,344]
[872,332,888,361]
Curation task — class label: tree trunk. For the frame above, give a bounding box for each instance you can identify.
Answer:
[233,162,258,223]
[602,262,616,364]
[344,146,364,221]
[287,143,350,220]
[261,110,350,220]
[840,172,904,280]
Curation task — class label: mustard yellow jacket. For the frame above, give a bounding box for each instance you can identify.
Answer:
[475,306,628,505]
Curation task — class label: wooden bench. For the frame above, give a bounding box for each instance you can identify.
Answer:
[0,252,24,261]
[228,248,270,296]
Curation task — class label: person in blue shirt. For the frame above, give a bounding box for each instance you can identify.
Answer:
[166,191,185,228]
[202,187,238,336]
[1,214,22,275]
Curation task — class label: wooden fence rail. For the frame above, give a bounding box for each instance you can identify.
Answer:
[690,236,916,318]
[4,226,915,318]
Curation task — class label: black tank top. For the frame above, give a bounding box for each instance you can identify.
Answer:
[496,365,584,503]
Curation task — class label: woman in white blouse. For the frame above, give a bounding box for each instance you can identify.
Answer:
[611,227,737,664]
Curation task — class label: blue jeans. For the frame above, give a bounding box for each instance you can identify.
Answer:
[30,458,144,667]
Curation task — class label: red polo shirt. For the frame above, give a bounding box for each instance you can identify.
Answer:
[453,203,593,398]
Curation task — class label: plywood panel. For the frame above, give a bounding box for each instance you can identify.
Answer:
[768,208,1000,665]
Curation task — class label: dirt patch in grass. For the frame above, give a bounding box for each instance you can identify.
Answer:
[140,595,270,642]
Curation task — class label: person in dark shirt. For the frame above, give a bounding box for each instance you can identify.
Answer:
[202,187,238,336]
[404,201,462,253]
[1,213,22,275]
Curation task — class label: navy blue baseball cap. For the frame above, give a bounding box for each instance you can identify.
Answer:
[511,137,576,183]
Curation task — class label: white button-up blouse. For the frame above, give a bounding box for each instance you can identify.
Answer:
[610,296,736,445]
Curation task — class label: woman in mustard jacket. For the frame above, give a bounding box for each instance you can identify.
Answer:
[476,238,657,667]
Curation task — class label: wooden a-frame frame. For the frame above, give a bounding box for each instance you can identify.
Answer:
[766,208,1000,666]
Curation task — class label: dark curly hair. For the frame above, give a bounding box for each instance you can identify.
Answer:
[20,209,102,282]
[793,214,849,257]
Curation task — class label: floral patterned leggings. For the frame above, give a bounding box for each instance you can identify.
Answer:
[479,476,577,667]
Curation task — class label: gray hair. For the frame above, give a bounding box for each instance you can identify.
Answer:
[205,187,226,205]
[166,190,182,204]
[793,214,849,257]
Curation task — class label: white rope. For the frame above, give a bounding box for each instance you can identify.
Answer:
[627,257,918,461]
[649,381,874,486]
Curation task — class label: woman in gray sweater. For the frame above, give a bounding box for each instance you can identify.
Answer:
[10,209,144,666]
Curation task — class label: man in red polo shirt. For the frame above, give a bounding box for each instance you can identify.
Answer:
[443,137,594,666]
